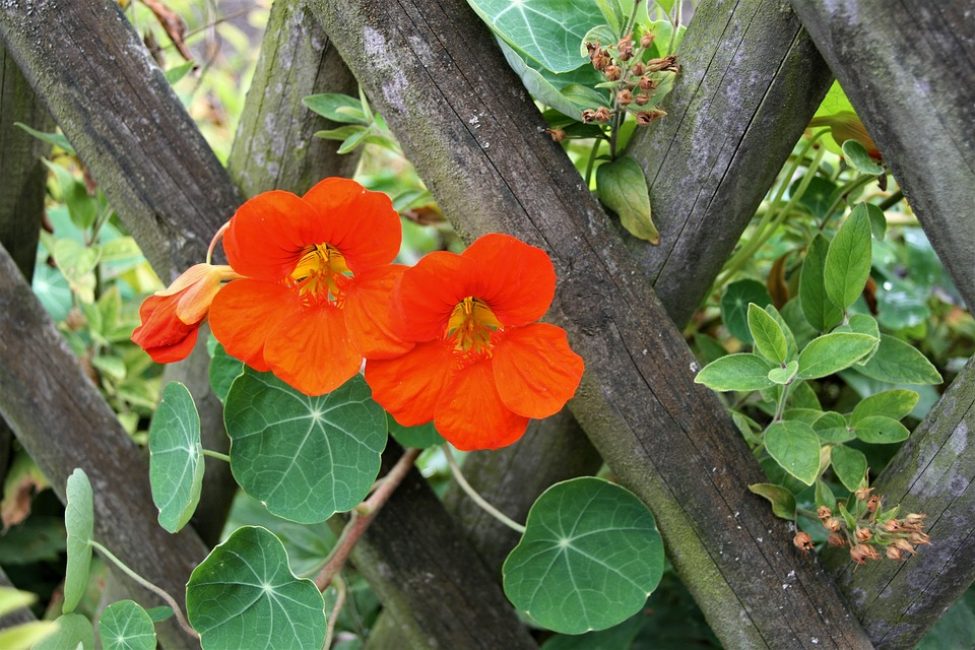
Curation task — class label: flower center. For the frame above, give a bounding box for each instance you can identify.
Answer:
[290,243,351,303]
[446,296,501,354]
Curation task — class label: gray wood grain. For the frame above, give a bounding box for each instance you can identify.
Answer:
[310,0,870,646]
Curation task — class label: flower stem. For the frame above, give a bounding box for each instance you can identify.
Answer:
[443,445,526,534]
[314,448,421,591]
[90,540,199,639]
[201,449,230,463]
[205,221,229,265]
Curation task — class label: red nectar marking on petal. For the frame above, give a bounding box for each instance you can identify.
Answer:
[289,243,352,305]
[445,296,502,355]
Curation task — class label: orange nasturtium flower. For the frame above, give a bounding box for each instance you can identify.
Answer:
[132,263,237,363]
[365,233,585,451]
[207,177,411,396]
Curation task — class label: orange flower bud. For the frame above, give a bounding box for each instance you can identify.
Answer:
[617,89,633,106]
[593,107,613,122]
[630,63,645,76]
[604,65,621,81]
[886,545,902,560]
[850,544,879,565]
[825,517,842,532]
[827,533,847,548]
[545,128,566,143]
[855,527,872,542]
[793,531,813,553]
[817,505,832,520]
[634,93,650,106]
[867,495,881,512]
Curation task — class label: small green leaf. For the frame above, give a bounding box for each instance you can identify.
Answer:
[225,370,387,523]
[813,411,854,444]
[503,478,664,634]
[748,483,796,520]
[851,390,919,424]
[208,344,244,405]
[815,479,837,510]
[596,156,659,243]
[149,382,204,533]
[764,422,821,486]
[336,127,372,155]
[824,204,873,310]
[799,235,844,331]
[768,360,798,385]
[0,586,35,618]
[98,600,156,650]
[694,354,774,392]
[853,415,910,444]
[63,469,93,614]
[302,93,368,124]
[842,140,884,175]
[797,333,876,379]
[856,335,943,385]
[36,613,94,650]
[748,304,788,363]
[164,61,195,84]
[580,24,617,55]
[765,305,798,360]
[387,415,444,449]
[15,122,76,154]
[830,445,867,492]
[187,526,326,650]
[721,280,772,343]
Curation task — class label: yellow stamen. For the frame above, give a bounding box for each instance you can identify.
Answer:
[446,296,501,353]
[290,243,350,302]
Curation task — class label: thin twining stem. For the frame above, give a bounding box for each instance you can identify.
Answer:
[314,447,422,590]
[322,574,347,650]
[90,540,199,639]
[443,445,527,534]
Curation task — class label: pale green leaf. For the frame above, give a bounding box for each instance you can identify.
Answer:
[694,354,774,392]
[98,600,156,650]
[164,61,195,84]
[797,333,875,380]
[853,415,910,444]
[0,620,58,649]
[302,93,368,124]
[35,613,94,650]
[149,382,204,533]
[596,156,659,243]
[63,469,93,614]
[850,390,919,424]
[764,422,821,486]
[748,303,788,363]
[856,335,943,385]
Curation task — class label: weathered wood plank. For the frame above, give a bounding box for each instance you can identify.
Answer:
[310,1,870,647]
[628,0,833,325]
[0,245,205,650]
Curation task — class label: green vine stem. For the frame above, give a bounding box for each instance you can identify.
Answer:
[323,574,347,650]
[89,540,199,640]
[201,449,230,462]
[314,447,422,591]
[443,445,527,534]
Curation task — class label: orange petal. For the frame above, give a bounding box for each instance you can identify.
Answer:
[462,233,555,327]
[365,340,453,426]
[344,265,415,359]
[493,323,584,418]
[131,294,200,363]
[303,178,401,273]
[224,190,319,281]
[264,303,362,396]
[208,279,293,372]
[434,358,529,451]
[392,251,470,342]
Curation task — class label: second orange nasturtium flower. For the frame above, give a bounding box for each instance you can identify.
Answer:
[208,177,411,395]
[366,233,585,451]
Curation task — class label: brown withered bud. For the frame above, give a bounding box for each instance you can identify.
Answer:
[884,519,902,533]
[850,544,880,565]
[909,531,931,546]
[886,545,902,561]
[867,495,882,513]
[638,75,658,91]
[636,109,666,126]
[617,35,634,61]
[545,128,566,143]
[581,109,597,123]
[646,55,679,73]
[894,538,916,554]
[604,65,621,81]
[793,532,813,553]
[634,93,650,106]
[640,31,655,48]
[595,49,613,70]
[824,517,842,532]
[593,106,613,123]
[630,63,645,76]
[855,527,873,542]
[817,505,832,520]
[905,513,927,527]
[617,89,633,106]
[827,533,847,548]
[855,486,874,501]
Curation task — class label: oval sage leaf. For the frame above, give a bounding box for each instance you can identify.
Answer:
[149,382,204,533]
[596,156,660,244]
[694,353,774,392]
[797,333,876,380]
[63,468,94,615]
[855,334,943,385]
[824,204,873,310]
[850,389,919,424]
[98,600,156,650]
[748,303,789,364]
[225,369,387,523]
[764,421,821,486]
[187,526,326,650]
[503,477,664,634]
[830,444,868,492]
[852,415,910,444]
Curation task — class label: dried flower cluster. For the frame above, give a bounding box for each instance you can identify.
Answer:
[793,487,930,564]
[581,29,678,129]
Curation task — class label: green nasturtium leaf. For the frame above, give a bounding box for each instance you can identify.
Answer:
[500,40,596,119]
[797,333,876,380]
[208,343,244,405]
[852,416,910,444]
[830,445,868,492]
[748,303,788,364]
[851,390,919,424]
[764,422,821,486]
[98,600,156,650]
[387,414,444,449]
[824,204,873,310]
[748,483,796,520]
[503,477,664,634]
[721,280,772,343]
[187,526,326,650]
[36,613,95,650]
[63,469,93,615]
[842,140,884,175]
[799,235,844,331]
[596,156,660,244]
[694,353,774,392]
[856,335,943,385]
[149,382,204,534]
[225,370,387,523]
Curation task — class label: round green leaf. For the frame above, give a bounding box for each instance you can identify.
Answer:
[186,526,326,650]
[35,613,95,650]
[98,600,156,650]
[764,422,821,486]
[853,415,910,444]
[797,333,876,380]
[856,335,943,385]
[824,205,873,310]
[503,477,664,634]
[208,343,244,405]
[830,445,867,492]
[721,280,772,343]
[225,370,387,523]
[387,414,444,449]
[694,353,774,392]
[63,468,93,614]
[149,382,204,533]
